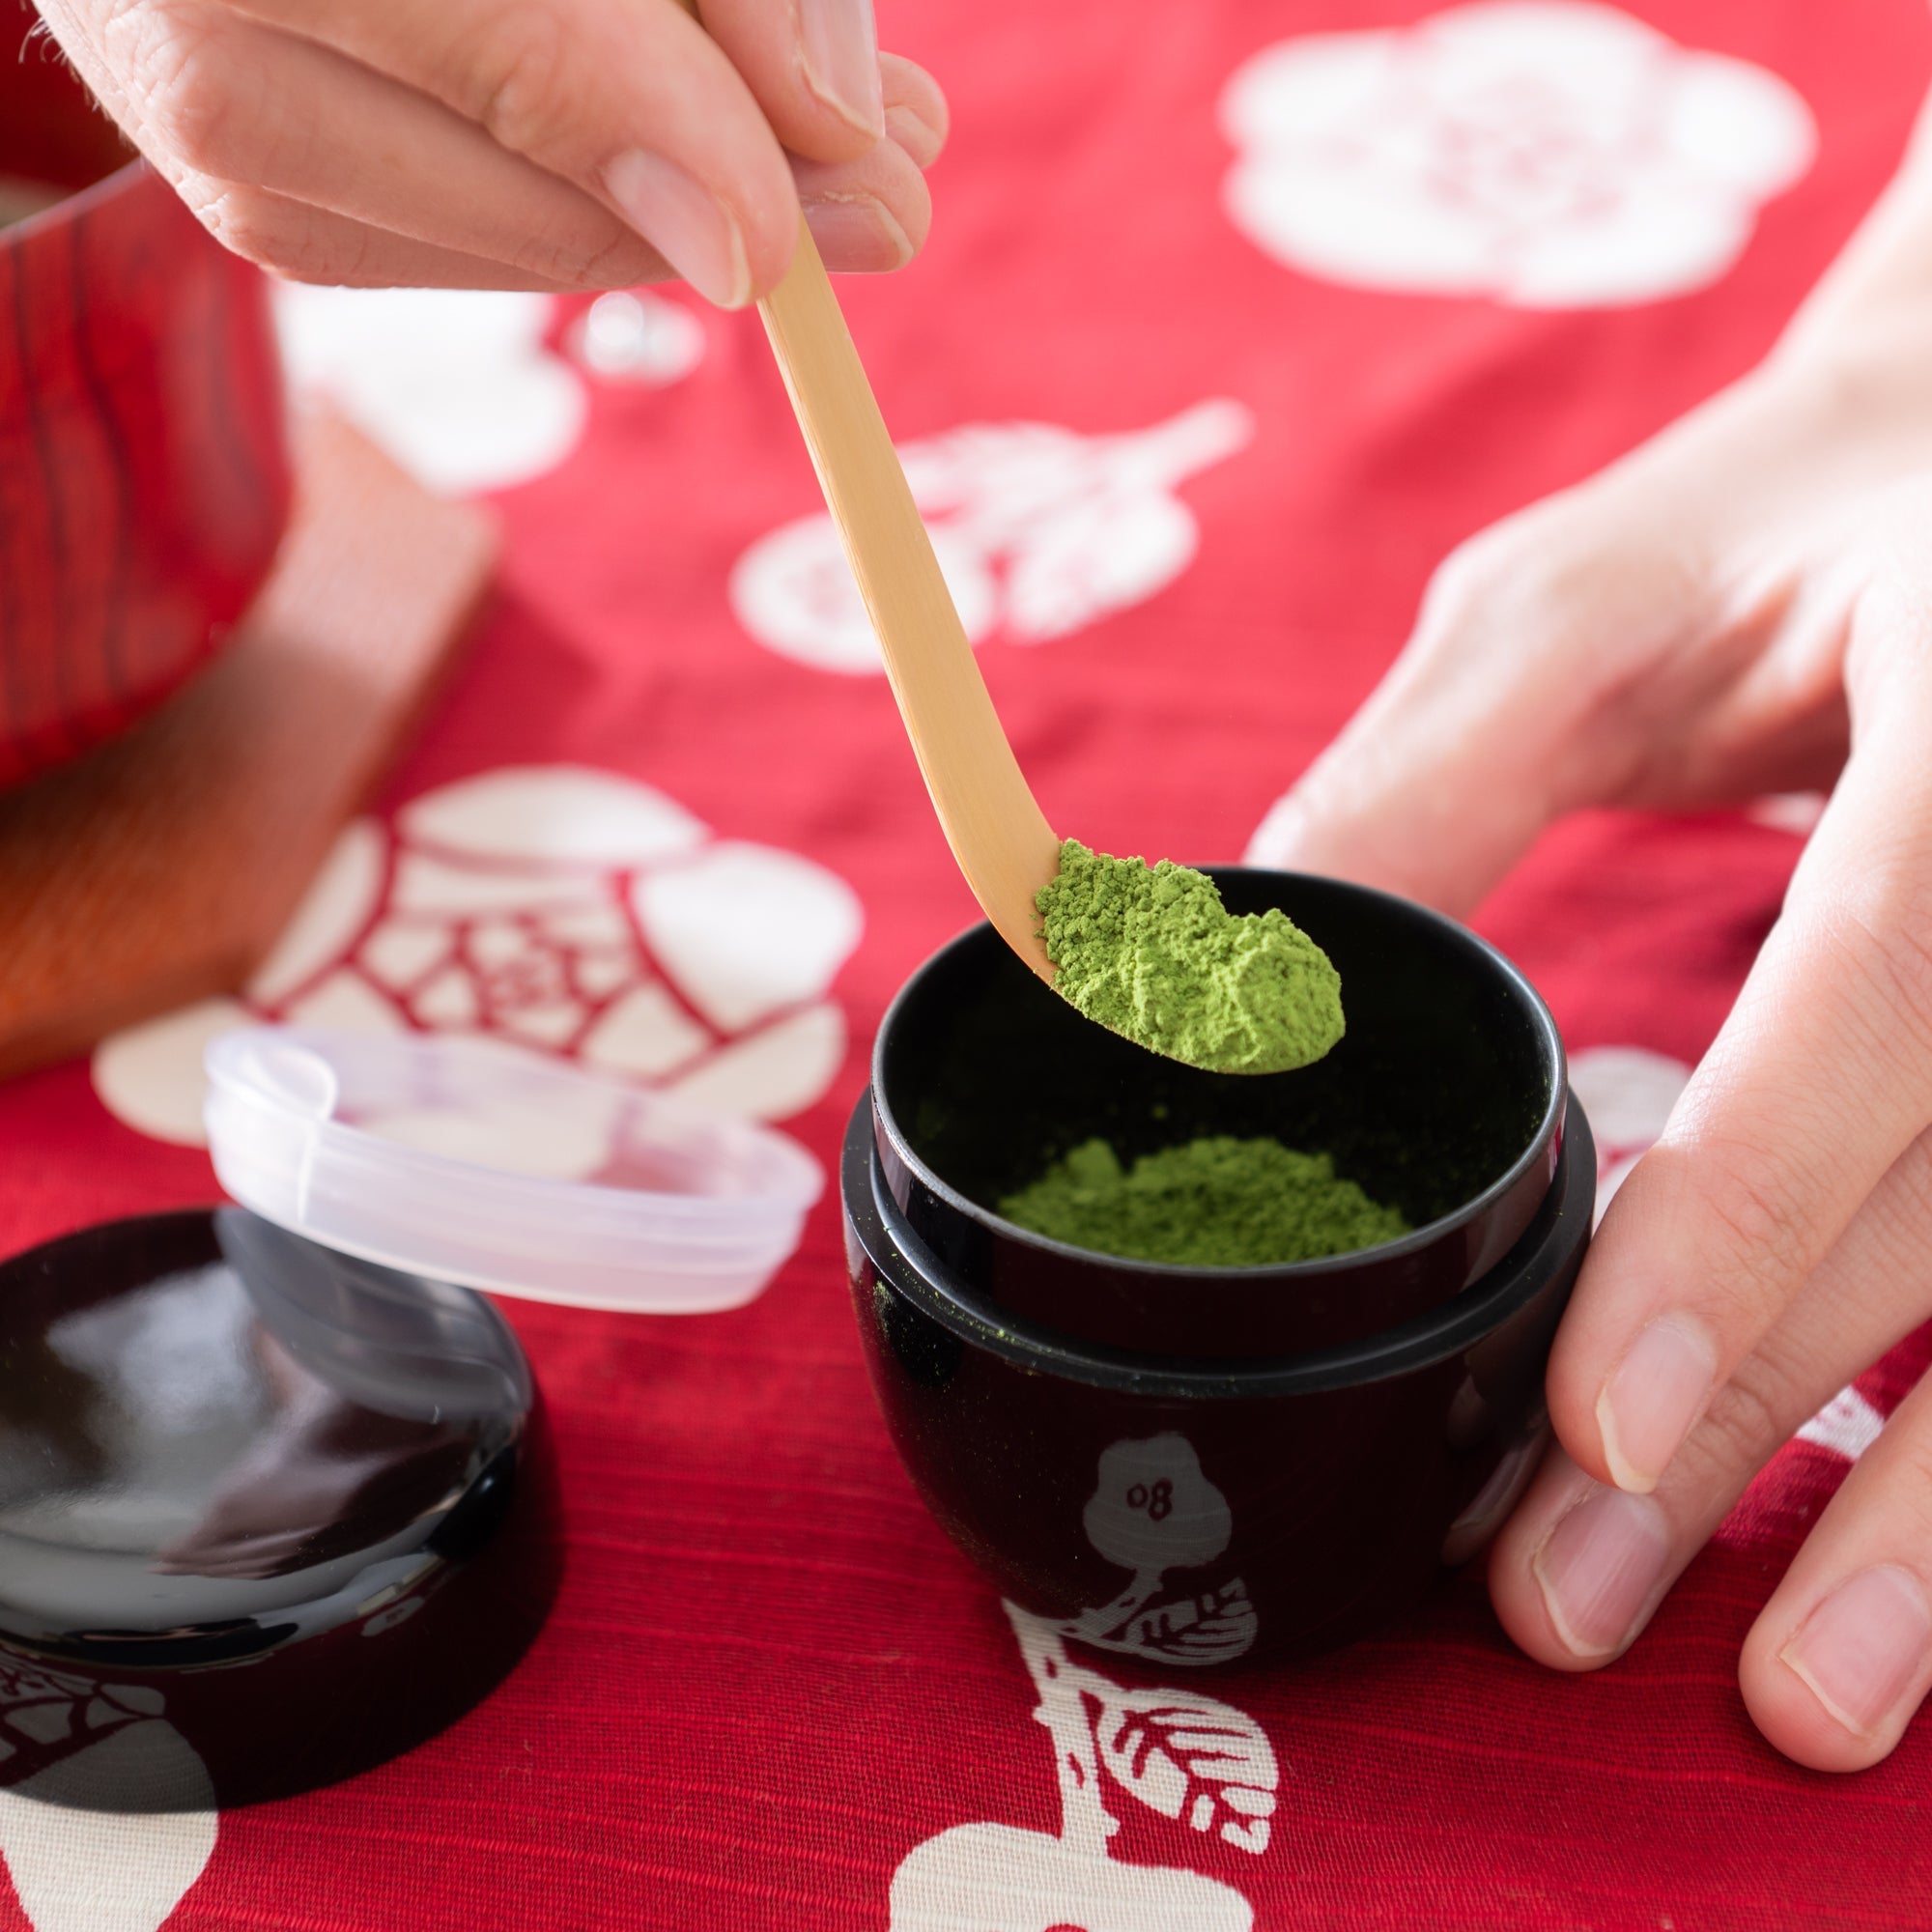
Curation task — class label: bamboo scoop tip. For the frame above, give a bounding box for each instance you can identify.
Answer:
[964,816,1061,986]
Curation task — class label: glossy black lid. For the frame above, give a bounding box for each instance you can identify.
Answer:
[0,1209,557,1807]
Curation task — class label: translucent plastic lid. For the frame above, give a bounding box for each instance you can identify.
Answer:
[204,1027,823,1313]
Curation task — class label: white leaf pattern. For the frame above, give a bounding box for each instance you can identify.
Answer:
[1093,1686,1279,1854]
[0,1666,216,1932]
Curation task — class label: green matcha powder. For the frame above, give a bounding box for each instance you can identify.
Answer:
[1001,1135,1408,1268]
[1037,839,1345,1075]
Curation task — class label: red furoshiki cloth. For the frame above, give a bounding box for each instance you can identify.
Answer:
[5,1,1932,1924]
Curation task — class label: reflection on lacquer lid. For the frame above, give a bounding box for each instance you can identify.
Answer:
[0,1210,556,1808]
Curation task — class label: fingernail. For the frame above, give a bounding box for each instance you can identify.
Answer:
[885,102,943,170]
[1532,1484,1671,1658]
[1597,1315,1717,1493]
[604,150,750,308]
[800,0,885,139]
[1782,1566,1932,1738]
[804,192,911,271]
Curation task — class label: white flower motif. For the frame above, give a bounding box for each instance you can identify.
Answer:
[93,765,864,1153]
[274,287,590,493]
[731,402,1254,673]
[1220,1,1815,308]
[891,1823,1252,1932]
[888,1603,1272,1931]
[0,1662,215,1932]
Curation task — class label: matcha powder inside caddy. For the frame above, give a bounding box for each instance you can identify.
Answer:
[1037,840,1345,1074]
[1001,1136,1409,1268]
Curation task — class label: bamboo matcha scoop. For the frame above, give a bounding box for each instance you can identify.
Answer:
[662,0,1057,978]
[679,6,1344,1074]
[751,242,1343,1077]
[755,218,1062,982]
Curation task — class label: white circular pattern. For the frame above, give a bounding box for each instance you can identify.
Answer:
[273,287,590,494]
[569,290,709,384]
[1220,2,1815,308]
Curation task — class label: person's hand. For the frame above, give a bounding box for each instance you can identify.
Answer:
[1248,270,1932,1771]
[29,0,946,299]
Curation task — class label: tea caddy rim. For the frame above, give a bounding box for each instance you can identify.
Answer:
[869,866,1569,1285]
[845,1087,1596,1401]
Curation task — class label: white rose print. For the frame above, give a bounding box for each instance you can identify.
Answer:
[730,401,1255,674]
[0,1661,215,1932]
[1220,1,1815,308]
[93,765,864,1157]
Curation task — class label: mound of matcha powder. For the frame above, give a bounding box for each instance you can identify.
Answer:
[1037,840,1344,1075]
[1000,1135,1408,1268]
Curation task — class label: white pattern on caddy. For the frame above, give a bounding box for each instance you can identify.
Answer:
[731,403,1255,674]
[1220,2,1814,308]
[891,1435,1274,1929]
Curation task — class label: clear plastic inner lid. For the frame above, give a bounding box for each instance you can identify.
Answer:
[204,1027,823,1313]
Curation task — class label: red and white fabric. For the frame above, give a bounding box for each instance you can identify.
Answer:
[3,1,1930,1923]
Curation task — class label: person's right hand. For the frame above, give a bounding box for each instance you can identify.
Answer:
[1245,228,1932,1770]
[30,0,946,300]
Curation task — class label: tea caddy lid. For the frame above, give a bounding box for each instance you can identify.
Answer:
[204,1026,822,1313]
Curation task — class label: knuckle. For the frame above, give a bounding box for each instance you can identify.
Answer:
[1801,892,1932,1069]
[1853,518,1932,654]
[192,185,346,284]
[1671,1129,1814,1307]
[1687,1343,1808,1485]
[115,2,246,179]
[1423,499,1588,626]
[463,4,572,158]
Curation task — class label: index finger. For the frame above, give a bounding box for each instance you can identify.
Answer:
[699,0,887,161]
[1547,541,1932,1499]
[221,0,799,300]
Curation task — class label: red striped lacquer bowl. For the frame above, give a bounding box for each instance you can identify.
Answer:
[0,54,290,789]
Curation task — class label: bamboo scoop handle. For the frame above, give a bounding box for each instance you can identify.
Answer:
[662,0,1058,975]
[755,223,1061,979]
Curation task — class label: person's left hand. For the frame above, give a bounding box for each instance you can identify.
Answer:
[1247,321,1932,1773]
